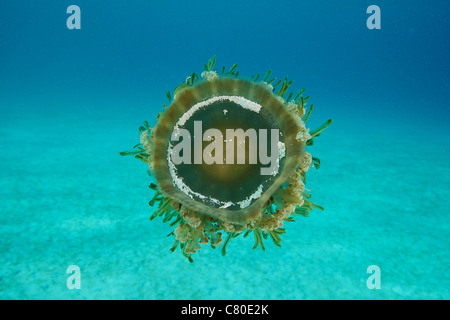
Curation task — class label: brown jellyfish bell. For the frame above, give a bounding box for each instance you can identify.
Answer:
[120,56,332,262]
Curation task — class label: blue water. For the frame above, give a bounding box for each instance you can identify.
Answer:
[1,0,449,299]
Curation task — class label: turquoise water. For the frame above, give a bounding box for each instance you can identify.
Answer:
[1,1,449,299]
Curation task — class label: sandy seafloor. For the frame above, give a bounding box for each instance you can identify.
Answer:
[0,99,449,300]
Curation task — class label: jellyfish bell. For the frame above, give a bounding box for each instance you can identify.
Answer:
[120,57,332,261]
[153,78,305,226]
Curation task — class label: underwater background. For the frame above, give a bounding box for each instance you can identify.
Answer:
[0,0,449,299]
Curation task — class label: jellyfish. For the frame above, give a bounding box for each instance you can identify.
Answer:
[120,56,332,262]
